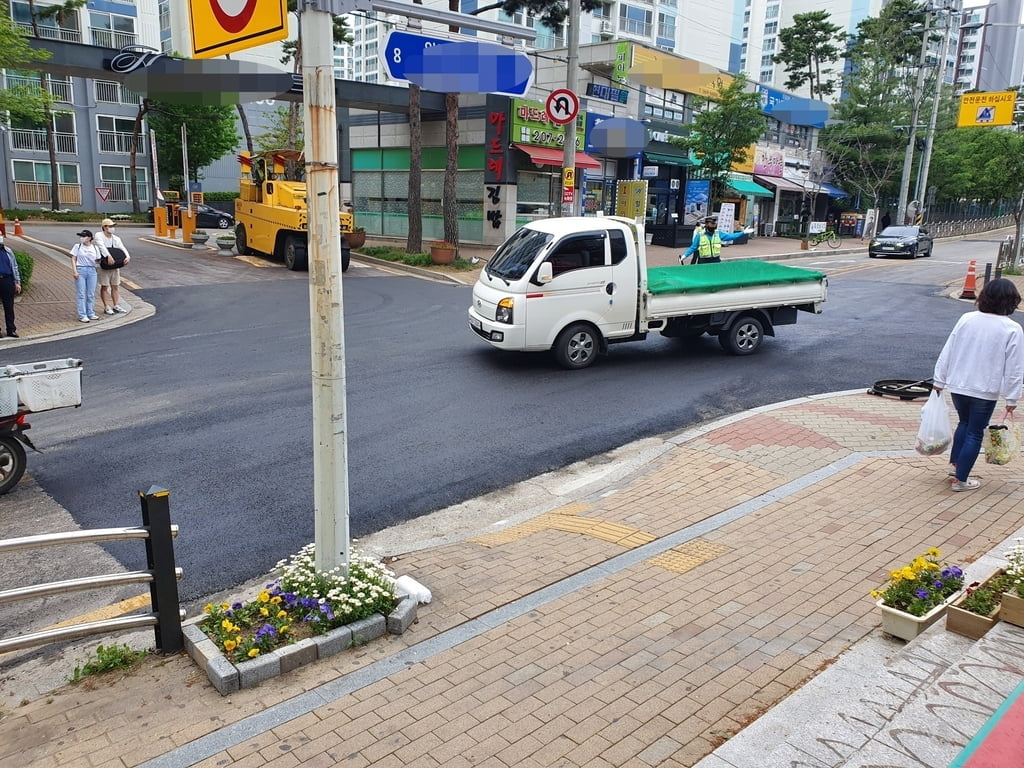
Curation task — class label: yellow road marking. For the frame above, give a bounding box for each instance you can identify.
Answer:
[44,592,151,631]
[121,278,141,289]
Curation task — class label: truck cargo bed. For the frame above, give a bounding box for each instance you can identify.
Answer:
[645,260,827,319]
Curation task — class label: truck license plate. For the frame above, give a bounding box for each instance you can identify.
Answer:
[470,317,482,330]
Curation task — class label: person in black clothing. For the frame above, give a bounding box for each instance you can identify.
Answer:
[880,211,892,231]
[0,235,22,338]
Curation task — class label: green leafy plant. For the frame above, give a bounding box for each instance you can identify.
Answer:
[200,546,396,664]
[430,240,456,250]
[361,245,476,271]
[871,548,965,616]
[959,586,1000,617]
[68,643,148,683]
[13,251,32,290]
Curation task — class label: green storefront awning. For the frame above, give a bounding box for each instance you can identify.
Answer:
[727,176,774,197]
[644,151,693,167]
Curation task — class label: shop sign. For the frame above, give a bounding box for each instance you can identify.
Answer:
[586,83,628,104]
[511,98,586,151]
[615,180,647,220]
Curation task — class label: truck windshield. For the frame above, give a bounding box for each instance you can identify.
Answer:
[485,228,553,281]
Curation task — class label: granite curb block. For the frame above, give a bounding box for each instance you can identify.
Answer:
[182,599,417,695]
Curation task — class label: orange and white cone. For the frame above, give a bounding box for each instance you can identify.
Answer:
[12,218,23,236]
[959,260,977,300]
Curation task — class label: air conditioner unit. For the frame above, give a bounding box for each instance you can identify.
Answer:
[600,20,613,35]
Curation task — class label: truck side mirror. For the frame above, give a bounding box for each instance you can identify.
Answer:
[535,261,553,284]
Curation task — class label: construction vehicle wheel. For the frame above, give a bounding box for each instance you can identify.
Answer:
[284,236,307,271]
[235,224,250,255]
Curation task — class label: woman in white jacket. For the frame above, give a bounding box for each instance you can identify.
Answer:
[95,218,131,314]
[933,278,1024,491]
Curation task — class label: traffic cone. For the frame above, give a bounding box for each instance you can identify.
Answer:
[959,260,978,300]
[13,218,23,236]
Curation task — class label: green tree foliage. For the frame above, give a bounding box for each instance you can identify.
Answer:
[669,73,766,205]
[497,0,601,28]
[773,11,844,98]
[147,102,239,188]
[819,0,925,206]
[253,105,303,156]
[0,12,50,125]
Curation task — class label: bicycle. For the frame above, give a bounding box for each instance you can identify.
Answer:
[809,229,842,249]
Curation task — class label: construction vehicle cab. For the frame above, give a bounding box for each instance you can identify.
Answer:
[234,150,354,272]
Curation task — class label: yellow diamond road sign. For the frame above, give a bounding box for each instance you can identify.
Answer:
[957,90,1017,127]
[189,0,289,59]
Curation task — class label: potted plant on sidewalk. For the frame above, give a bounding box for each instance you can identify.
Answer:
[1001,538,1024,628]
[344,227,366,250]
[872,548,965,641]
[429,240,456,265]
[946,571,1006,639]
[215,233,236,254]
[190,229,210,248]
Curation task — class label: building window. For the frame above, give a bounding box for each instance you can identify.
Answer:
[99,165,149,203]
[12,160,81,205]
[657,13,675,39]
[764,22,778,35]
[619,5,653,37]
[97,116,144,155]
[760,68,774,81]
[765,4,779,19]
[763,37,776,52]
[89,11,136,49]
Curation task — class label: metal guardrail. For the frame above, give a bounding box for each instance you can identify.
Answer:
[0,487,184,654]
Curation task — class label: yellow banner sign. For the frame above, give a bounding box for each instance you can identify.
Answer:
[615,180,648,220]
[957,91,1017,127]
[629,47,731,99]
[189,0,289,59]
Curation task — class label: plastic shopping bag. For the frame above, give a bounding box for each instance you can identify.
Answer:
[915,390,952,456]
[983,418,1022,465]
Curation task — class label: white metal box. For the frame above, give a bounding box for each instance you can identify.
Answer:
[5,359,83,412]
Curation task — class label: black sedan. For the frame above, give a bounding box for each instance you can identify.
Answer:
[868,226,934,258]
[147,203,235,229]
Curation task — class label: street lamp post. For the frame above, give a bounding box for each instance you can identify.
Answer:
[897,24,932,225]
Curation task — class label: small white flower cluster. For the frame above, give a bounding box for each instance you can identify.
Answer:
[274,543,397,607]
[1005,538,1024,587]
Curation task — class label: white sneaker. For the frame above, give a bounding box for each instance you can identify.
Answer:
[79,316,90,323]
[88,314,99,320]
[113,305,126,313]
[104,307,115,315]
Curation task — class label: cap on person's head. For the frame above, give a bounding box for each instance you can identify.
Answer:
[705,216,717,225]
[77,229,93,238]
[101,218,115,228]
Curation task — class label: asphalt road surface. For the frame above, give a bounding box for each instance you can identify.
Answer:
[7,229,1007,601]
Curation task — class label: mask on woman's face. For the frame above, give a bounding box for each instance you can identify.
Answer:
[82,237,90,244]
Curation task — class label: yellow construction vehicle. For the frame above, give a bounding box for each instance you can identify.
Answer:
[234,150,354,271]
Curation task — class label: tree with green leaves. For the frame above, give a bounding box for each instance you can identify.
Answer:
[497,0,601,27]
[24,0,87,210]
[773,11,844,99]
[0,12,50,126]
[819,0,925,209]
[668,73,767,207]
[147,102,239,191]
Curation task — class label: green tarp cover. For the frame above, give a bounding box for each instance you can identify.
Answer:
[647,260,825,295]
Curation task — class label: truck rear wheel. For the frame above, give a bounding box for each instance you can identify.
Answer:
[719,315,764,356]
[553,322,600,370]
[284,235,308,271]
[235,224,250,255]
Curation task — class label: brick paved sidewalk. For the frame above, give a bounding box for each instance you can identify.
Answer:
[2,390,1022,768]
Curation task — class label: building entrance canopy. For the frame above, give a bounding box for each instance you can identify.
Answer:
[512,144,602,169]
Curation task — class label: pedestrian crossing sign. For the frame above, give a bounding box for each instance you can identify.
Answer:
[957,91,1016,127]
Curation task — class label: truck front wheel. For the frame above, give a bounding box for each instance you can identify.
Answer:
[284,235,308,271]
[235,224,250,255]
[719,315,764,356]
[553,322,600,369]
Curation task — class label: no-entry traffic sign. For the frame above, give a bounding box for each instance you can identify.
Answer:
[189,0,288,59]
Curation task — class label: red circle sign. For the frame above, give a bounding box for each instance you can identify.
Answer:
[209,0,258,33]
[546,89,579,125]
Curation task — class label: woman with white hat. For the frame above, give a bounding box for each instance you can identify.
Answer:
[96,217,130,314]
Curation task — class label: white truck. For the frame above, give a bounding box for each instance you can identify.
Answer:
[468,216,827,369]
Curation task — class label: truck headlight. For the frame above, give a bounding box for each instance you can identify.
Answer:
[495,297,514,324]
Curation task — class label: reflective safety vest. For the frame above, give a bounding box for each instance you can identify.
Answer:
[695,231,722,259]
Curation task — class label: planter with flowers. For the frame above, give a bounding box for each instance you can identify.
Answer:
[189,229,209,248]
[215,234,236,254]
[429,240,456,265]
[946,570,1007,640]
[1002,538,1024,628]
[183,545,420,694]
[872,548,965,641]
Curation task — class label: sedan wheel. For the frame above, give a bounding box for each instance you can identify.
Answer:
[217,217,232,229]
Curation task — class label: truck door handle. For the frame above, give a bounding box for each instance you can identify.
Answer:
[606,283,615,295]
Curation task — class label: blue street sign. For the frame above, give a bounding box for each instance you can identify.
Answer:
[380,30,533,97]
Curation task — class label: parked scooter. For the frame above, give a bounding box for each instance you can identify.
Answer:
[0,411,36,495]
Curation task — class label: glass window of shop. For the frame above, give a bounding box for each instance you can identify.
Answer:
[353,168,485,241]
[516,170,558,220]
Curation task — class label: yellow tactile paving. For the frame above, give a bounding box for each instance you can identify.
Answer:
[647,539,730,574]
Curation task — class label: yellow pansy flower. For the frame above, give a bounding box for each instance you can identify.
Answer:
[224,639,237,651]
[248,648,260,658]
[260,607,269,616]
[257,590,271,603]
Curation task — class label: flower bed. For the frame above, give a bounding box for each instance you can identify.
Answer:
[872,548,965,641]
[184,546,420,694]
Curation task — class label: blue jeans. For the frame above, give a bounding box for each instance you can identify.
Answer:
[75,266,97,319]
[949,393,997,482]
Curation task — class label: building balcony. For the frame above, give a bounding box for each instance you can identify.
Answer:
[95,81,143,106]
[9,130,78,154]
[98,131,145,155]
[89,28,138,49]
[100,181,149,204]
[14,182,82,207]
[15,22,81,43]
[3,74,72,102]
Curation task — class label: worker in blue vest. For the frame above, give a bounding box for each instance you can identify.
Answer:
[681,215,754,264]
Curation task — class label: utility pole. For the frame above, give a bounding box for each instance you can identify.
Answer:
[300,0,350,573]
[560,0,580,217]
[897,14,932,225]
[916,7,954,223]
